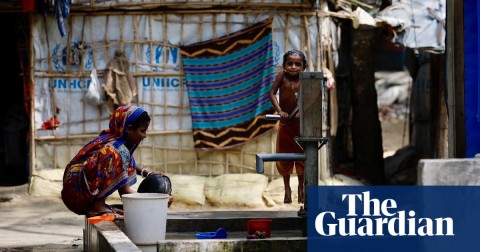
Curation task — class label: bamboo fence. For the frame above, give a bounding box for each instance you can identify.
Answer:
[32,2,341,181]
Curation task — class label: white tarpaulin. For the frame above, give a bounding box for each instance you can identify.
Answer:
[33,14,323,136]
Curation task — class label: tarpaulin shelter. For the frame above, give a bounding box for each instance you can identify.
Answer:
[26,0,339,184]
[1,0,476,189]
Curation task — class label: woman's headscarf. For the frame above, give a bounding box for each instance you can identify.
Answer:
[62,105,147,203]
[68,105,146,165]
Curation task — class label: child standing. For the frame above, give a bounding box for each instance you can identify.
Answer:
[269,49,335,204]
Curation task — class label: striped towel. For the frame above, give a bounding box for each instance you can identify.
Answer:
[180,17,276,150]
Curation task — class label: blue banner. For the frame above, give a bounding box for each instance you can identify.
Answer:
[307,186,480,252]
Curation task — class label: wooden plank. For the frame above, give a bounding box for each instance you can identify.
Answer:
[446,0,466,157]
[299,71,323,138]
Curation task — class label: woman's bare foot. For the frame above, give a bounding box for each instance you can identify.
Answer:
[87,205,124,219]
[87,210,124,220]
[298,185,304,204]
[88,201,121,218]
[284,186,292,204]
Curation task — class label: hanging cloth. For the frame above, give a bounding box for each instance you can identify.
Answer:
[103,50,137,110]
[54,0,71,37]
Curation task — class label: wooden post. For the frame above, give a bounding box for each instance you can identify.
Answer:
[350,26,385,184]
[446,0,466,157]
[299,71,323,138]
[298,71,325,219]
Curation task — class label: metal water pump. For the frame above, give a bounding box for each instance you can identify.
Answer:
[256,71,328,235]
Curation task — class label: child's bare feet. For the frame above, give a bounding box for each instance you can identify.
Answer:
[298,185,304,204]
[284,186,292,204]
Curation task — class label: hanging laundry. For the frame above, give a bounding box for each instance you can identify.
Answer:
[180,17,276,150]
[54,0,71,37]
[103,50,137,111]
[41,107,61,130]
[41,116,60,130]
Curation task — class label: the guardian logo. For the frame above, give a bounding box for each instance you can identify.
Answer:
[315,191,454,237]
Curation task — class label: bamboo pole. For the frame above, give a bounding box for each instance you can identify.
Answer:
[34,71,184,78]
[51,16,61,168]
[28,13,36,190]
[132,15,142,151]
[121,15,126,51]
[69,2,311,11]
[225,13,230,36]
[198,15,203,42]
[68,9,348,19]
[105,15,111,75]
[303,16,314,71]
[80,16,87,138]
[327,45,338,137]
[147,14,157,171]
[137,102,188,109]
[162,14,170,173]
[147,15,154,123]
[133,15,140,87]
[35,129,194,141]
[88,15,103,133]
[215,13,219,38]
[284,14,289,52]
[300,17,306,68]
[178,14,186,174]
[316,14,321,72]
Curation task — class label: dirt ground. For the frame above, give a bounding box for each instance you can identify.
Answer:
[381,119,409,157]
[0,118,407,251]
[0,187,302,251]
[0,193,84,251]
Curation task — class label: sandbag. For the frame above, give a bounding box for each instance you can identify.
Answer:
[204,173,269,208]
[169,175,207,206]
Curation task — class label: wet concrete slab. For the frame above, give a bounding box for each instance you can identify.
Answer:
[165,229,303,240]
[165,211,304,233]
[88,211,307,251]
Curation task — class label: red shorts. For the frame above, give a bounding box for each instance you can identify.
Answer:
[276,122,304,176]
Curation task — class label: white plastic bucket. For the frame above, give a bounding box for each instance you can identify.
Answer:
[122,193,169,245]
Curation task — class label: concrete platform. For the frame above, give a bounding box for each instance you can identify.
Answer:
[166,211,304,232]
[85,211,307,251]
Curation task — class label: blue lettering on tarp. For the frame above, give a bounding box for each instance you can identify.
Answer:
[168,47,179,64]
[52,79,92,93]
[70,80,79,89]
[148,42,180,72]
[154,44,179,65]
[155,46,164,65]
[52,42,94,71]
[170,78,179,87]
[142,77,181,91]
[55,79,67,89]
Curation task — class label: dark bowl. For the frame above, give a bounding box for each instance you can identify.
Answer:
[137,174,172,195]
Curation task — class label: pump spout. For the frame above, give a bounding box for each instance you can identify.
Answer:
[255,153,306,173]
